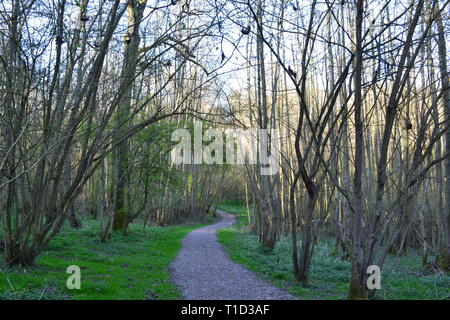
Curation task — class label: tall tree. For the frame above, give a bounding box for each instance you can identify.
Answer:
[112,0,147,231]
[434,0,450,271]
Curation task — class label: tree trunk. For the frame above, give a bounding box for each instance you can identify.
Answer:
[112,0,147,231]
[434,0,450,271]
[348,0,366,300]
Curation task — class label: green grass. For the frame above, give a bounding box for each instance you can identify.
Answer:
[0,217,213,300]
[217,202,450,300]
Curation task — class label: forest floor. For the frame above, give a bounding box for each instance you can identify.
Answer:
[217,203,450,300]
[0,218,213,299]
[0,206,448,300]
[170,210,295,299]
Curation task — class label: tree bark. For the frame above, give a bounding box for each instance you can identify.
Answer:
[348,0,366,300]
[113,0,147,231]
[434,0,450,271]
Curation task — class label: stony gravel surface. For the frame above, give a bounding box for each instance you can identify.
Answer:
[170,210,296,300]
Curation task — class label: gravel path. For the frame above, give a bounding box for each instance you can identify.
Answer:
[170,210,296,300]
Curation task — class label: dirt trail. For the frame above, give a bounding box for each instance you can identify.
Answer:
[170,210,296,300]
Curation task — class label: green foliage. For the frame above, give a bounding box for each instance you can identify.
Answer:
[217,203,450,300]
[131,120,187,188]
[0,218,207,299]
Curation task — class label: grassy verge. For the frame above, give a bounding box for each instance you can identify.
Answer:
[217,203,450,300]
[0,217,212,300]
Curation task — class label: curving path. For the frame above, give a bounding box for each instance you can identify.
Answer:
[170,210,296,300]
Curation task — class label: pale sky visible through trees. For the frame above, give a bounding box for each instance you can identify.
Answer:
[0,0,449,302]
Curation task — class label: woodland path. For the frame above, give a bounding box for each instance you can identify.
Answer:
[170,210,296,300]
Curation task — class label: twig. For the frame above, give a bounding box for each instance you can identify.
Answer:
[39,284,48,300]
[7,277,15,293]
